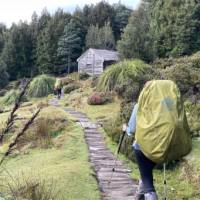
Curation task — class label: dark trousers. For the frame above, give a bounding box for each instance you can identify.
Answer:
[134,148,156,193]
[57,88,62,99]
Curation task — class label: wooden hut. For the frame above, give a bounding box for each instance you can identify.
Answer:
[77,48,119,76]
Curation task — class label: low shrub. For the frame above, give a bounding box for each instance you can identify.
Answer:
[87,92,113,105]
[154,52,200,100]
[27,75,55,98]
[91,76,99,88]
[59,77,74,86]
[185,102,200,136]
[103,116,122,143]
[103,115,136,162]
[63,83,80,94]
[115,81,140,103]
[158,64,200,97]
[154,51,200,69]
[79,72,90,80]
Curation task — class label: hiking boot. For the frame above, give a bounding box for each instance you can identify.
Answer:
[135,193,145,200]
[138,180,145,193]
[144,192,158,200]
[135,180,145,200]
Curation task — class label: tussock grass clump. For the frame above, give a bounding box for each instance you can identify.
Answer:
[0,89,19,106]
[0,89,26,106]
[28,75,55,98]
[97,59,154,92]
[1,173,60,200]
[35,117,52,148]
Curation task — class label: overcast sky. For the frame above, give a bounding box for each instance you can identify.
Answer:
[0,0,140,27]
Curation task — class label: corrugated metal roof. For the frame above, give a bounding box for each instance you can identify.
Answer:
[77,48,119,62]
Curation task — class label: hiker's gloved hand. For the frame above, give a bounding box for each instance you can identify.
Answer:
[122,123,127,132]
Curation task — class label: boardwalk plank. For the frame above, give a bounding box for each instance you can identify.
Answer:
[49,100,138,200]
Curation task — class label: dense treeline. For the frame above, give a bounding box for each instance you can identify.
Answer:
[0,2,131,86]
[0,0,200,88]
[118,0,200,61]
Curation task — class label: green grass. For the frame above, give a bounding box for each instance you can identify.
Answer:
[80,99,120,121]
[0,106,100,200]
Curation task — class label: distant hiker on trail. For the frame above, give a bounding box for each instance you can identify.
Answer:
[19,77,27,91]
[54,78,63,99]
[125,80,191,200]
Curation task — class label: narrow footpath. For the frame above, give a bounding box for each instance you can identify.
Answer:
[49,99,138,200]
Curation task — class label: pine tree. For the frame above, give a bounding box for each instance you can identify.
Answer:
[1,22,33,79]
[0,59,9,88]
[57,18,85,73]
[36,9,70,74]
[117,2,153,61]
[86,25,101,49]
[99,22,115,49]
[113,3,132,40]
[0,23,6,54]
[86,22,115,50]
[149,0,200,57]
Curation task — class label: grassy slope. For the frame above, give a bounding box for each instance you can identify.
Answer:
[62,79,200,200]
[0,102,100,200]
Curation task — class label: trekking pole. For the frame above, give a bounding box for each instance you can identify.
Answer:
[163,163,167,200]
[108,124,127,185]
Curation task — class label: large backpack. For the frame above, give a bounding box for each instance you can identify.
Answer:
[54,79,62,90]
[135,80,192,164]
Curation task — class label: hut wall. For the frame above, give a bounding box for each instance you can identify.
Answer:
[78,51,104,76]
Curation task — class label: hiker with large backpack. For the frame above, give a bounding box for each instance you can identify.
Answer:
[125,80,192,200]
[54,78,63,99]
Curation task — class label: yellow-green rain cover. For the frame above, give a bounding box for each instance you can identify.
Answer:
[135,80,192,164]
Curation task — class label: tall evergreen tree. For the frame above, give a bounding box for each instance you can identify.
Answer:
[117,2,153,61]
[0,59,9,88]
[113,3,132,40]
[30,12,39,75]
[1,22,33,79]
[86,22,115,50]
[149,0,200,57]
[36,9,70,74]
[85,25,101,49]
[0,23,6,54]
[57,18,86,73]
